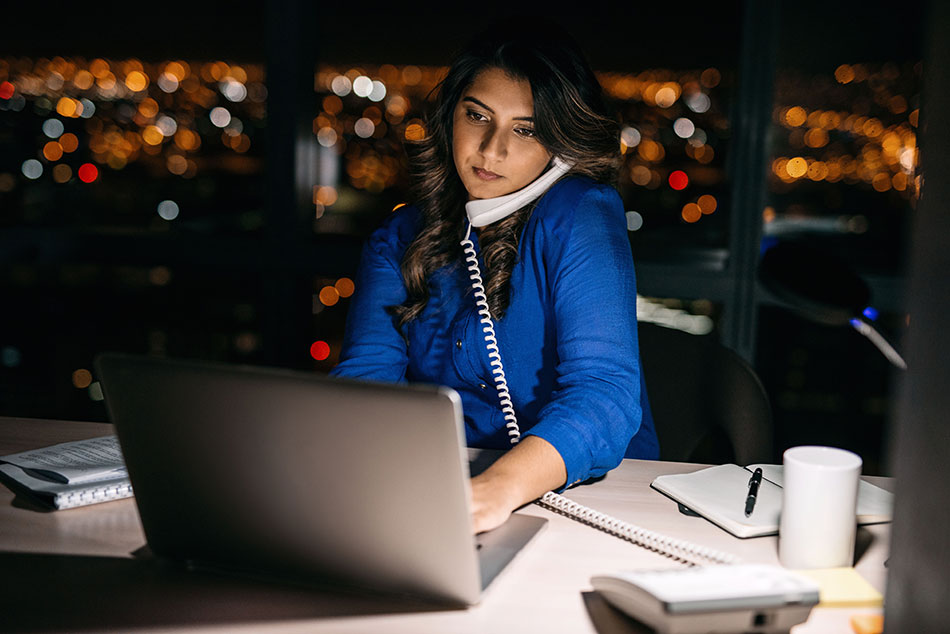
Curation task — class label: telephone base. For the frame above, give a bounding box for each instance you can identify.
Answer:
[592,564,819,634]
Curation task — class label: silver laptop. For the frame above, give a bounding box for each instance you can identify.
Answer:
[94,353,546,606]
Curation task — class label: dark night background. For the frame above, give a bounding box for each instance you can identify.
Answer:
[0,1,930,475]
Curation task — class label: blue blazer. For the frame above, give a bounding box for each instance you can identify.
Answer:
[331,177,659,487]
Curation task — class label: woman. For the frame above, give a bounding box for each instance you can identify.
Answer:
[331,22,659,533]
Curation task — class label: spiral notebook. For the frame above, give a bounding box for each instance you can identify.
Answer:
[0,436,132,510]
[651,464,894,538]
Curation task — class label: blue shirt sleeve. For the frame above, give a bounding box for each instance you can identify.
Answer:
[330,210,414,382]
[521,184,643,487]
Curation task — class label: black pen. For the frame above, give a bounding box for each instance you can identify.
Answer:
[744,467,763,517]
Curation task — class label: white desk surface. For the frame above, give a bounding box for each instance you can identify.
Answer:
[0,416,891,634]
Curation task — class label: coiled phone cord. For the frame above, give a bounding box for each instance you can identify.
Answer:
[462,223,522,445]
[461,224,740,567]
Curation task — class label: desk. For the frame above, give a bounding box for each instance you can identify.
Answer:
[0,417,891,633]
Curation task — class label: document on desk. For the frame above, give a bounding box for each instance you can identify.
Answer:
[651,464,893,538]
[0,435,132,509]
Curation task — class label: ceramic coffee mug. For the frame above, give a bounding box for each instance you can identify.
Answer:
[779,445,862,569]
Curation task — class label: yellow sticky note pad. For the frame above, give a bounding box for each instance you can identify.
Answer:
[794,567,883,607]
[850,614,884,634]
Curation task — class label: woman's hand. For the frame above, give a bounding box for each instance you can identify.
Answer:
[470,469,521,534]
[469,435,567,534]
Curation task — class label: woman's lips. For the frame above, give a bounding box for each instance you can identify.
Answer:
[473,167,501,181]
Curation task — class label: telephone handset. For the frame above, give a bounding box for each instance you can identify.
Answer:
[459,160,740,566]
[465,156,573,227]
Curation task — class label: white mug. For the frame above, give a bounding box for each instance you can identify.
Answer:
[779,445,862,569]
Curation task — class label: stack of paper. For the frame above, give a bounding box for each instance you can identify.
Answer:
[0,436,132,509]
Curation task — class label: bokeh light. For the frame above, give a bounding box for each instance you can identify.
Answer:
[785,157,808,178]
[125,71,149,92]
[52,164,72,183]
[310,341,330,361]
[697,194,718,215]
[681,203,702,223]
[77,163,98,183]
[331,75,352,96]
[157,200,180,220]
[352,76,373,98]
[317,127,338,147]
[42,118,65,138]
[784,106,807,127]
[620,126,641,149]
[368,80,386,102]
[354,117,375,138]
[59,132,79,153]
[335,277,355,298]
[319,285,340,306]
[43,141,64,161]
[56,97,79,117]
[72,369,93,389]
[668,170,689,190]
[209,107,231,128]
[404,122,425,141]
[673,118,695,139]
[314,186,338,206]
[685,92,711,113]
[1,346,22,368]
[625,210,644,231]
[22,159,43,179]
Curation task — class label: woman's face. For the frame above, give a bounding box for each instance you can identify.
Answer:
[452,67,552,201]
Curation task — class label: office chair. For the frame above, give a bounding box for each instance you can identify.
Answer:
[637,321,774,465]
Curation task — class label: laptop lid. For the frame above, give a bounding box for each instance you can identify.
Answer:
[95,353,544,606]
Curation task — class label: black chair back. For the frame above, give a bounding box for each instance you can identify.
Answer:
[638,321,773,465]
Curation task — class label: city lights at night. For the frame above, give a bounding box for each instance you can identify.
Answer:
[0,4,925,487]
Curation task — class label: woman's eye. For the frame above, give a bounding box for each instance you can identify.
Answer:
[515,127,536,138]
[466,110,487,122]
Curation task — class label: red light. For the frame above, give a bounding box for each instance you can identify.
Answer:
[78,163,98,183]
[668,170,689,190]
[0,82,14,100]
[310,340,330,361]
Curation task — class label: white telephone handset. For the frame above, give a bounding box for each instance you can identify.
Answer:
[459,159,740,567]
[465,156,572,227]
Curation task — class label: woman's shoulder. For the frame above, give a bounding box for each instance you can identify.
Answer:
[531,176,624,230]
[363,203,422,260]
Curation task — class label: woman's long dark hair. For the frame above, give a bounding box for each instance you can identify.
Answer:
[390,21,621,330]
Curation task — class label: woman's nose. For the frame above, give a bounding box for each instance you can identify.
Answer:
[479,126,507,160]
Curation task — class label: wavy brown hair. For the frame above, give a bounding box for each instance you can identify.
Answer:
[390,21,622,331]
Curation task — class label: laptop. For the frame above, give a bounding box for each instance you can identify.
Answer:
[94,352,546,606]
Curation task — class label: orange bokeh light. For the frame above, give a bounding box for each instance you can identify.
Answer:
[335,277,355,298]
[72,369,93,389]
[681,203,702,223]
[125,71,149,92]
[314,186,338,206]
[697,194,717,215]
[319,286,340,306]
[56,97,78,117]
[138,98,159,118]
[59,133,79,153]
[404,123,426,141]
[43,141,64,161]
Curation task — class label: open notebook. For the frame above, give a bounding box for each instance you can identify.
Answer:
[651,464,894,538]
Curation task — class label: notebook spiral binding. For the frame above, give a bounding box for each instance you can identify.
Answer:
[57,482,134,510]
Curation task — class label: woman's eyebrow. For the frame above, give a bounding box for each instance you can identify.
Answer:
[461,96,534,121]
